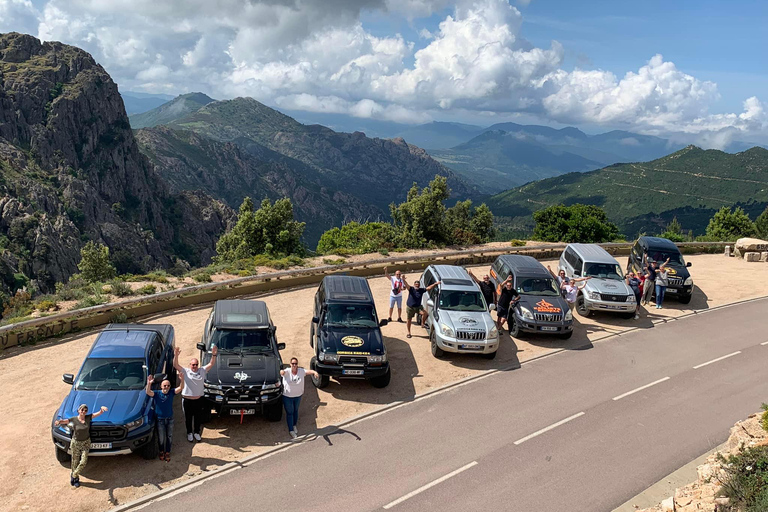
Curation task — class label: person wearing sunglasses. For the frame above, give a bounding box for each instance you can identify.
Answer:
[279,358,321,439]
[173,344,217,442]
[54,403,109,487]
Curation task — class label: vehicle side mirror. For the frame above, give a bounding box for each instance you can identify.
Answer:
[488,303,496,311]
[277,342,286,350]
[426,299,434,308]
[196,342,206,352]
[574,270,581,276]
[312,317,319,324]
[378,319,389,327]
[686,262,692,267]
[62,374,74,385]
[272,325,277,332]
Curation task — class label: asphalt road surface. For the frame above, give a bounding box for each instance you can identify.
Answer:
[153,299,768,512]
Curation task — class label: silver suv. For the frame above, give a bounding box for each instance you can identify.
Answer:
[559,244,636,318]
[421,265,499,359]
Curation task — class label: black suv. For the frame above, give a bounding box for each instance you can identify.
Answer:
[627,236,693,304]
[310,275,391,388]
[197,300,285,422]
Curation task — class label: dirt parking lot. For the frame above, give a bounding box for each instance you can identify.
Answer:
[1,253,766,512]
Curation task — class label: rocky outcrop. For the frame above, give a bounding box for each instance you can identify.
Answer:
[0,32,233,290]
[734,237,768,259]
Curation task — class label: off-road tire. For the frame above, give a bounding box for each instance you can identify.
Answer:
[560,331,573,340]
[430,330,445,358]
[370,367,391,388]
[310,357,330,388]
[508,317,521,338]
[137,429,159,460]
[576,295,591,317]
[55,446,71,465]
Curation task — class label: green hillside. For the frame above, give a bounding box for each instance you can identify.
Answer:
[488,145,768,237]
[129,92,214,129]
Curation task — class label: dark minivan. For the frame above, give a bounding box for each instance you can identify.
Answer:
[310,275,391,388]
[489,255,574,339]
[197,300,285,422]
[627,236,694,304]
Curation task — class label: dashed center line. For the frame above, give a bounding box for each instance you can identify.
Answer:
[514,412,585,445]
[693,351,741,369]
[383,461,478,509]
[612,377,670,401]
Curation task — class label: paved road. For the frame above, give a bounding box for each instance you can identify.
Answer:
[153,299,768,512]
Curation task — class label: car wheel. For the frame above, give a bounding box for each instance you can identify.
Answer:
[137,428,159,460]
[508,317,521,338]
[679,294,692,304]
[430,330,445,358]
[482,350,497,360]
[310,357,330,388]
[560,331,573,340]
[370,367,391,388]
[620,312,635,319]
[55,446,71,465]
[576,295,590,317]
[265,401,283,422]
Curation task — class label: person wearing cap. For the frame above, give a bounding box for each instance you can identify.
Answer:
[53,403,109,487]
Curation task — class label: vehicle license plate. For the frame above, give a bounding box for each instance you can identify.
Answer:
[460,344,482,349]
[230,409,255,415]
[666,288,678,293]
[343,369,364,376]
[91,443,112,449]
[541,326,558,332]
[604,305,622,310]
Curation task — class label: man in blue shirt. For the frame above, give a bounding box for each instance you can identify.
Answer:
[403,275,441,339]
[146,372,184,462]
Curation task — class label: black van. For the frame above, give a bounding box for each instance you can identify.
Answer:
[197,300,285,421]
[489,255,574,339]
[310,275,391,388]
[627,236,693,304]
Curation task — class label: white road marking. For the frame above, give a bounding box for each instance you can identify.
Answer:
[761,341,768,346]
[693,351,741,370]
[383,461,478,509]
[612,377,670,401]
[513,412,586,446]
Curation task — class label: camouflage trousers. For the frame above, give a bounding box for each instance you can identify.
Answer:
[70,439,91,478]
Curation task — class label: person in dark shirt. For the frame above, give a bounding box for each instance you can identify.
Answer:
[146,372,184,462]
[496,276,519,332]
[468,269,497,310]
[625,271,642,319]
[641,260,658,305]
[402,276,441,338]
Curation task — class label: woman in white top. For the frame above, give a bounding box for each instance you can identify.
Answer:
[280,357,321,439]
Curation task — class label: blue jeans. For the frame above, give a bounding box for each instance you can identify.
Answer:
[157,417,173,453]
[655,284,666,305]
[282,396,301,431]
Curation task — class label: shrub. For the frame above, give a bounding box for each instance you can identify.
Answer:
[36,299,59,312]
[144,271,169,284]
[323,258,346,265]
[78,241,116,283]
[378,248,389,256]
[54,278,90,301]
[108,279,133,297]
[137,284,157,295]
[72,295,107,310]
[658,217,688,243]
[2,289,33,320]
[533,204,620,243]
[192,272,212,283]
[111,312,128,324]
[761,403,768,433]
[510,239,526,247]
[717,444,768,511]
[317,221,399,255]
[755,207,768,240]
[251,254,304,270]
[705,206,756,241]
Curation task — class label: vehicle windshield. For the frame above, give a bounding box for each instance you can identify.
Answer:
[325,304,378,328]
[517,277,560,296]
[647,250,685,265]
[584,262,624,280]
[438,290,486,311]
[75,358,147,391]
[211,328,272,353]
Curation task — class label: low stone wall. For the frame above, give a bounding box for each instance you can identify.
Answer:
[639,413,768,512]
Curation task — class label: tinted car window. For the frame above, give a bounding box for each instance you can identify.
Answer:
[76,358,147,390]
[584,263,623,280]
[438,290,485,311]
[326,305,377,328]
[517,277,559,296]
[647,250,685,265]
[212,329,271,353]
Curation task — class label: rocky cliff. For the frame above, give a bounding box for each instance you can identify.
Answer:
[0,33,233,291]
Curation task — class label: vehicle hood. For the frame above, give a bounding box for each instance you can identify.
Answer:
[516,295,569,314]
[207,353,281,386]
[319,327,385,355]
[661,264,690,280]
[58,389,147,424]
[441,310,495,332]
[585,278,632,295]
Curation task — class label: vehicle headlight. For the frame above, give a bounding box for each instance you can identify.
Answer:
[57,423,71,435]
[684,277,693,286]
[564,308,573,321]
[519,306,534,320]
[261,381,280,390]
[368,354,387,363]
[440,323,455,337]
[204,383,222,389]
[489,326,498,339]
[589,291,600,300]
[125,418,144,431]
[319,351,338,363]
[626,294,636,303]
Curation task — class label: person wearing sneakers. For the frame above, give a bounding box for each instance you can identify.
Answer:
[280,357,321,439]
[145,372,184,462]
[655,257,671,309]
[53,403,109,488]
[173,344,217,442]
[383,267,406,322]
[641,260,658,306]
[625,271,642,319]
[402,275,441,338]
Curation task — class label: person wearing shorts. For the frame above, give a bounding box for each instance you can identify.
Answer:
[384,266,405,322]
[402,275,440,338]
[496,276,518,332]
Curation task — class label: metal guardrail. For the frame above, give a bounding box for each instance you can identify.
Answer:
[0,241,727,350]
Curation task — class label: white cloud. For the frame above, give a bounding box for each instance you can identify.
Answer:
[0,0,39,34]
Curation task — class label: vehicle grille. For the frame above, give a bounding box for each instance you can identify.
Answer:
[456,330,485,341]
[534,313,562,322]
[668,278,684,286]
[338,356,367,365]
[91,425,126,442]
[221,385,260,401]
[600,294,628,302]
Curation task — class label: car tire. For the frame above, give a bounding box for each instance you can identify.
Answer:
[55,446,71,465]
[265,401,283,422]
[620,312,635,319]
[508,317,521,338]
[482,350,497,360]
[310,357,330,388]
[370,367,391,388]
[430,330,445,358]
[137,429,159,460]
[560,331,573,340]
[679,294,692,304]
[576,295,591,317]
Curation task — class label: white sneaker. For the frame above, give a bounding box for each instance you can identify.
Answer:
[193,433,202,442]
[290,430,298,439]
[634,314,640,320]
[292,427,298,436]
[187,433,193,442]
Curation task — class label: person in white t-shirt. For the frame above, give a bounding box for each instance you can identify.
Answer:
[384,266,405,323]
[280,357,321,439]
[173,345,217,442]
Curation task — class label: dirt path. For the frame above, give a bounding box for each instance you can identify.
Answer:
[1,253,766,512]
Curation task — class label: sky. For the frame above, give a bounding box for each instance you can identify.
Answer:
[1,0,767,147]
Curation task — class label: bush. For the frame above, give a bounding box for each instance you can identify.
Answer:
[323,258,346,265]
[36,299,59,312]
[191,272,212,283]
[705,206,756,241]
[72,295,107,310]
[54,278,90,301]
[2,290,33,320]
[137,284,157,295]
[755,207,768,240]
[144,271,169,284]
[317,221,399,255]
[108,279,133,297]
[761,403,768,433]
[251,254,304,270]
[78,241,116,283]
[378,248,389,256]
[111,312,128,324]
[658,217,688,243]
[510,239,526,247]
[533,204,620,243]
[717,444,768,511]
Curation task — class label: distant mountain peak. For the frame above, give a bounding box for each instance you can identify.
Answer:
[129,92,215,128]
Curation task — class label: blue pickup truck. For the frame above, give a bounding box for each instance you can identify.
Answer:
[51,324,176,462]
